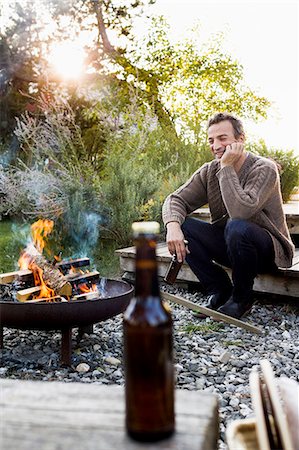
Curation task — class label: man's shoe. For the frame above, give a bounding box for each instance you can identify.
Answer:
[193,290,231,319]
[217,296,253,319]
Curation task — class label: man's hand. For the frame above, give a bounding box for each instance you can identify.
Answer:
[166,222,189,263]
[220,142,245,168]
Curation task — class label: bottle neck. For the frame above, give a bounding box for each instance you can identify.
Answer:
[134,235,160,298]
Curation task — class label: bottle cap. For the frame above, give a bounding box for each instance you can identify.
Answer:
[132,221,160,235]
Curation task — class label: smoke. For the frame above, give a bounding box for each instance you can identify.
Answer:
[69,211,102,259]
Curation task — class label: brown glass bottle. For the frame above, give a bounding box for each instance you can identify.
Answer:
[123,221,175,442]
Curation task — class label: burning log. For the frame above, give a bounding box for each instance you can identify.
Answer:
[0,269,33,284]
[56,258,90,274]
[32,255,72,297]
[71,292,99,301]
[16,286,42,302]
[65,270,100,285]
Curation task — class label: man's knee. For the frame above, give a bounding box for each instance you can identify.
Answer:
[224,218,251,243]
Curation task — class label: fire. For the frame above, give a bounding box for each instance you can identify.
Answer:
[17,219,99,301]
[31,264,55,299]
[18,219,55,299]
[79,283,98,294]
[31,219,54,253]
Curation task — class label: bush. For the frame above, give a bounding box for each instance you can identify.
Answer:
[100,138,160,246]
[250,141,299,202]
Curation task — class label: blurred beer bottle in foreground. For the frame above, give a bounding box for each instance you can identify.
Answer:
[123,221,175,442]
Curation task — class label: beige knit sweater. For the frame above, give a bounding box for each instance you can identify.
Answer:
[162,152,295,268]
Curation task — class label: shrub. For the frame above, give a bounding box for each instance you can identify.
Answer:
[250,141,299,202]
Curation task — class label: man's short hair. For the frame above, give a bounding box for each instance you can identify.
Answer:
[207,113,245,139]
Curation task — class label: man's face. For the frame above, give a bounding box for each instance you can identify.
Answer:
[207,120,243,160]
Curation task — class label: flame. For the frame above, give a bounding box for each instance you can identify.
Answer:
[79,282,98,295]
[18,219,55,300]
[32,264,55,299]
[31,219,54,253]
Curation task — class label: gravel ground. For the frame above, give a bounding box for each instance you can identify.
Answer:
[1,282,299,449]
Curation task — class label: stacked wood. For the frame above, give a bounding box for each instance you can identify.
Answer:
[71,292,99,301]
[55,258,90,274]
[32,255,72,297]
[0,255,99,302]
[0,270,33,285]
[65,271,100,285]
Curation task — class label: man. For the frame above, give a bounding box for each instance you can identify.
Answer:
[162,113,294,319]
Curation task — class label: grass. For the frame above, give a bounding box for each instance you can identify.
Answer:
[223,340,244,347]
[181,322,225,334]
[0,220,121,277]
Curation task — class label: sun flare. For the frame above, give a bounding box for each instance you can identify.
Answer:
[49,41,86,80]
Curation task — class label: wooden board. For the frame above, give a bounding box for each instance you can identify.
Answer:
[161,291,263,335]
[0,380,219,450]
[0,269,33,284]
[260,360,295,450]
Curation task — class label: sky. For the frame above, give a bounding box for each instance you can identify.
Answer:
[136,0,299,154]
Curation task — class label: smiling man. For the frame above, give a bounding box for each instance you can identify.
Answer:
[162,112,294,319]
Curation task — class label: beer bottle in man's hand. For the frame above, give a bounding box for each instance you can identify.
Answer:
[123,221,175,442]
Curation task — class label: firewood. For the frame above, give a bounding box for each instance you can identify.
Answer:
[55,258,90,273]
[0,269,33,284]
[16,283,72,302]
[65,271,100,285]
[16,286,42,302]
[33,255,72,296]
[72,291,100,301]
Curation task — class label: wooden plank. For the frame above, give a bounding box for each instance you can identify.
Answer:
[72,291,99,301]
[55,257,90,272]
[65,270,100,284]
[16,286,42,302]
[0,380,219,450]
[16,282,72,302]
[161,291,263,335]
[0,269,33,284]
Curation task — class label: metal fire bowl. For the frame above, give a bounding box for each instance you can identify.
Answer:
[0,279,134,330]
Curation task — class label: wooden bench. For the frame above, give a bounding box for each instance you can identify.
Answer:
[116,244,299,298]
[116,202,299,298]
[0,379,219,450]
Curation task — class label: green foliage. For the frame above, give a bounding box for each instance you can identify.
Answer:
[182,322,224,333]
[131,16,271,140]
[0,93,104,257]
[250,140,299,202]
[99,132,161,246]
[0,220,30,272]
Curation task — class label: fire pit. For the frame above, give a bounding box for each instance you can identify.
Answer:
[0,219,134,365]
[0,277,133,365]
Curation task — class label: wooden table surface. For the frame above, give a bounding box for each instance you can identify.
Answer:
[0,379,219,450]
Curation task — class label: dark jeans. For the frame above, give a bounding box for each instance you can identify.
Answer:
[181,217,276,301]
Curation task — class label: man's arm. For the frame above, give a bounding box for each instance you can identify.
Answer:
[217,159,279,219]
[165,221,188,263]
[162,165,209,261]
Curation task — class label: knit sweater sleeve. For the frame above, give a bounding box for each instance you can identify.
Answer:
[162,164,209,225]
[216,159,279,219]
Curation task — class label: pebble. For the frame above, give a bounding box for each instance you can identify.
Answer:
[76,363,90,373]
[104,356,121,366]
[219,351,231,364]
[1,283,298,450]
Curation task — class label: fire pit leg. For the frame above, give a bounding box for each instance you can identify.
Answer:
[0,327,3,349]
[61,328,72,366]
[77,325,94,342]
